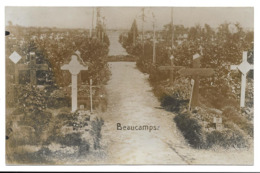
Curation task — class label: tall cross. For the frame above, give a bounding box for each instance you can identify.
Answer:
[178,53,215,109]
[230,51,254,107]
[61,54,88,112]
[9,51,48,85]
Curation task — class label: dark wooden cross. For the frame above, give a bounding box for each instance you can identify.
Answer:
[178,53,215,109]
[158,57,184,85]
[158,66,184,85]
[14,52,48,85]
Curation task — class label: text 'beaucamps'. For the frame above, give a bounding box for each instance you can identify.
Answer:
[117,123,160,132]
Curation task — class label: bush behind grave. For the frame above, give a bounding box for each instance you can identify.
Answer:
[174,112,206,149]
[161,95,189,113]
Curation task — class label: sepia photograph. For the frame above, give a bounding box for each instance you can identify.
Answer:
[5,6,254,165]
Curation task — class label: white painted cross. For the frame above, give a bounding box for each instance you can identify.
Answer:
[230,51,254,107]
[61,54,88,112]
[9,51,22,64]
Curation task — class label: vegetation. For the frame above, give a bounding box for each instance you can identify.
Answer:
[6,25,109,164]
[120,21,254,149]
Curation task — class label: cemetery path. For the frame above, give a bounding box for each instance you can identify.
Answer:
[100,62,189,164]
[97,62,253,165]
[108,31,128,56]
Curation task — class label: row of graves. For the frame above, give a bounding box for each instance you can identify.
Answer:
[119,24,254,148]
[6,48,107,161]
[7,49,107,114]
[158,50,253,131]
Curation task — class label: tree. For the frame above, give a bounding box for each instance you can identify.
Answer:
[127,19,138,46]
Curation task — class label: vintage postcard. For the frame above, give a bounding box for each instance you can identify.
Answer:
[5,7,254,165]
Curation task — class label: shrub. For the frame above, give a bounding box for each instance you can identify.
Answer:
[47,97,71,109]
[20,111,52,135]
[174,112,205,148]
[222,107,253,137]
[206,129,248,148]
[16,85,48,115]
[161,95,189,113]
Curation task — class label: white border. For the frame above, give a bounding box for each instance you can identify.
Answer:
[1,0,259,172]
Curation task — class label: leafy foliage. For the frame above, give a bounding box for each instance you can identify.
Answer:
[174,112,205,149]
[121,21,254,149]
[120,22,253,110]
[16,85,48,115]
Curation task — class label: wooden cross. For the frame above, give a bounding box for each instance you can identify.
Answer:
[9,51,48,85]
[178,53,215,109]
[158,56,184,85]
[230,51,254,107]
[61,54,88,112]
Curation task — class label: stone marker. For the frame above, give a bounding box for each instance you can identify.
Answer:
[61,54,88,112]
[213,117,223,130]
[178,53,215,109]
[80,105,85,110]
[230,51,254,107]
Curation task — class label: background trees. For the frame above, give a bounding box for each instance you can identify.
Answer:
[119,21,254,110]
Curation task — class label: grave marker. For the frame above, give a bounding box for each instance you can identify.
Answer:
[9,51,22,64]
[61,53,88,112]
[80,105,85,110]
[178,53,215,109]
[188,79,195,111]
[230,51,254,107]
[213,117,223,131]
[158,56,184,85]
[10,51,48,85]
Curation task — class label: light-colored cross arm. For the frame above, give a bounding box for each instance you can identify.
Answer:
[61,64,70,70]
[79,66,88,71]
[230,65,238,70]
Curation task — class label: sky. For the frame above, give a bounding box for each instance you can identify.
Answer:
[5,7,254,30]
